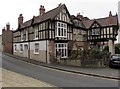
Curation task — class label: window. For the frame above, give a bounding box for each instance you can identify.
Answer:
[62,14,67,22]
[26,30,28,40]
[92,28,100,35]
[24,30,28,41]
[20,44,23,52]
[34,43,39,54]
[35,28,38,39]
[56,43,68,58]
[14,45,17,52]
[21,31,24,41]
[56,22,67,38]
[24,44,28,51]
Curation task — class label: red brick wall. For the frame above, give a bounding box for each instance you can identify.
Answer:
[3,43,13,54]
[48,40,56,63]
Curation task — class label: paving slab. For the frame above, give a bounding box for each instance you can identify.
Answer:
[2,69,55,87]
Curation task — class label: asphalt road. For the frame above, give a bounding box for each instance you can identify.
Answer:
[1,53,119,87]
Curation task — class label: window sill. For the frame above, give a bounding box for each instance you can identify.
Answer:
[55,36,67,38]
[34,38,39,40]
[34,52,39,55]
[19,51,23,53]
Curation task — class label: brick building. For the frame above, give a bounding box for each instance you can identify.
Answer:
[2,23,13,54]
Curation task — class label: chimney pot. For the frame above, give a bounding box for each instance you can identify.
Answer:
[18,14,24,27]
[109,11,113,25]
[6,22,10,30]
[39,5,45,15]
[109,11,112,17]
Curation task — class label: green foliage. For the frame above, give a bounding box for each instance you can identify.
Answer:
[103,46,109,52]
[115,46,120,54]
[89,48,100,59]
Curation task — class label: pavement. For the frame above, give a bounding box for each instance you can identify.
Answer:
[2,68,55,87]
[3,52,120,80]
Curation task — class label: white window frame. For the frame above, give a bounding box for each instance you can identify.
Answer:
[92,28,100,35]
[20,44,23,52]
[24,44,28,51]
[14,45,17,52]
[35,28,38,39]
[26,30,28,41]
[34,43,39,54]
[55,43,68,58]
[55,22,67,38]
[21,31,24,41]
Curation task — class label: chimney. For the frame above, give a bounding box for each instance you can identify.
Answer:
[39,5,45,16]
[2,27,5,33]
[6,22,10,30]
[109,11,113,25]
[18,14,24,27]
[77,13,83,20]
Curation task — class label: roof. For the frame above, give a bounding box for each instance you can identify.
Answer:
[18,4,118,30]
[19,4,68,29]
[83,15,118,29]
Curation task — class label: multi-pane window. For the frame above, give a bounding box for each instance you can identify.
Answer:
[56,43,68,58]
[24,30,28,41]
[20,44,23,52]
[26,30,28,40]
[21,31,24,41]
[56,22,67,38]
[35,28,38,39]
[92,28,100,35]
[34,43,39,54]
[14,45,17,52]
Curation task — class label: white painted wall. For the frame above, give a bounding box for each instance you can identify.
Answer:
[13,42,29,52]
[30,41,47,50]
[118,29,120,43]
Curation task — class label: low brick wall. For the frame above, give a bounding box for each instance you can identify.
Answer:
[60,59,81,67]
[60,59,104,68]
[81,59,104,68]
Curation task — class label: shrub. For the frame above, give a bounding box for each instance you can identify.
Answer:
[90,48,100,60]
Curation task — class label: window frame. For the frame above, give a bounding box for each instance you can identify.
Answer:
[55,22,67,38]
[34,43,39,54]
[34,28,39,39]
[14,45,17,52]
[92,28,100,35]
[20,44,23,52]
[55,43,68,58]
[21,31,24,41]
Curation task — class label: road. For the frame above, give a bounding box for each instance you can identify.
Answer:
[1,53,119,87]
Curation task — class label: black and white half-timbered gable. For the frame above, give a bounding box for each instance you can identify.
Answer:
[83,11,119,54]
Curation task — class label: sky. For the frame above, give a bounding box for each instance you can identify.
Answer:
[0,0,119,39]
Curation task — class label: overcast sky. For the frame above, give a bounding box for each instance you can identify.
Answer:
[0,0,119,35]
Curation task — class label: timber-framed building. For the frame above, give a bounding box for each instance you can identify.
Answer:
[13,4,119,63]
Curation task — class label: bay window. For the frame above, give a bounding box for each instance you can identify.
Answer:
[56,43,68,58]
[55,22,67,38]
